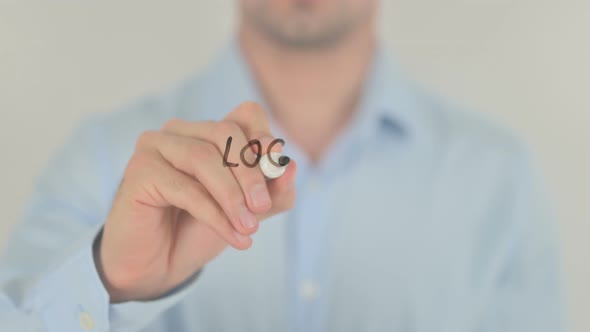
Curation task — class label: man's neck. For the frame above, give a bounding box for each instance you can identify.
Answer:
[239,22,376,164]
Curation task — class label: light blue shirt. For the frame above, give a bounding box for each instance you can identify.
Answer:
[0,41,566,331]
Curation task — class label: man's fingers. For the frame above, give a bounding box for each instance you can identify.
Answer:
[125,152,252,250]
[161,118,273,215]
[136,131,259,236]
[157,101,296,225]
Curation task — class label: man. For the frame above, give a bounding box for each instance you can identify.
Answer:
[0,1,565,331]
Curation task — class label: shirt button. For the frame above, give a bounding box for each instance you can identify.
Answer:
[79,312,94,330]
[299,280,320,301]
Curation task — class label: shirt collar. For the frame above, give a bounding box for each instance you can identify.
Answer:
[356,45,424,140]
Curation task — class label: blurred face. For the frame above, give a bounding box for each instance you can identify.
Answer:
[240,0,377,49]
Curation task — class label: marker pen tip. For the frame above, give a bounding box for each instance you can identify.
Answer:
[278,155,290,166]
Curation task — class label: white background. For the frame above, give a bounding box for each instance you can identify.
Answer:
[1,1,588,330]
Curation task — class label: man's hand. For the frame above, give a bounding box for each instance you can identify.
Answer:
[94,102,297,303]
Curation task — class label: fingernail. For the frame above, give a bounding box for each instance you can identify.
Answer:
[250,183,271,209]
[240,206,258,229]
[233,231,251,244]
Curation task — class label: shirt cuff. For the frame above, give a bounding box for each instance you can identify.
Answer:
[108,269,201,331]
[29,225,201,332]
[30,225,110,331]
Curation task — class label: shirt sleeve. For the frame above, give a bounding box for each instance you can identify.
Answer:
[0,115,198,332]
[477,143,568,332]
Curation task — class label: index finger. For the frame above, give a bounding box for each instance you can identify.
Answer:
[224,101,282,154]
[224,101,270,137]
